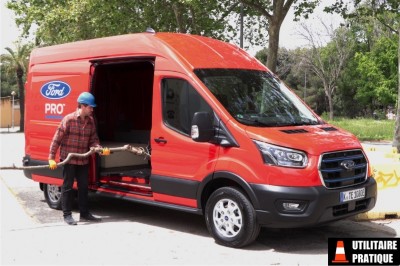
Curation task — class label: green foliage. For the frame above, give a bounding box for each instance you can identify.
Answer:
[331,2,399,118]
[1,43,32,132]
[1,43,32,98]
[6,0,231,45]
[255,47,296,79]
[354,36,398,108]
[1,65,18,97]
[6,0,324,71]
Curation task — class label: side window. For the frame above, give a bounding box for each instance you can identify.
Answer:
[162,78,213,135]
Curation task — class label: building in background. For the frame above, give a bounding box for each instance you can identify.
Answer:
[1,96,20,128]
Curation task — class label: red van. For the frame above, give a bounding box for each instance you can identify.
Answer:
[23,31,377,248]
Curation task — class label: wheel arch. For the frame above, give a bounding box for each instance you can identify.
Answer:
[197,171,260,213]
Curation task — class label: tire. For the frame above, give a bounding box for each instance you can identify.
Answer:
[43,184,62,210]
[205,187,261,248]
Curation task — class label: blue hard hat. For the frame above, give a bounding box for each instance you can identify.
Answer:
[77,92,96,107]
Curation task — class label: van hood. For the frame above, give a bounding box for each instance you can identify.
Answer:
[245,125,361,156]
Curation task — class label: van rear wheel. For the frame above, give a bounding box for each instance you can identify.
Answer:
[205,187,260,248]
[44,184,62,210]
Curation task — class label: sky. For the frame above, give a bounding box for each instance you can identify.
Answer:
[1,2,22,53]
[1,1,342,55]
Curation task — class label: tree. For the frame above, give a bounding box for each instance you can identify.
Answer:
[296,21,354,119]
[6,0,229,46]
[397,22,400,151]
[255,46,295,78]
[1,43,32,132]
[335,56,366,117]
[328,0,400,150]
[332,9,393,118]
[239,0,320,72]
[291,50,326,113]
[0,60,18,97]
[353,36,397,111]
[7,0,325,73]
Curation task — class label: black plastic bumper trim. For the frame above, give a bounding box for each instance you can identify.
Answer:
[150,174,199,199]
[22,155,63,179]
[250,177,377,228]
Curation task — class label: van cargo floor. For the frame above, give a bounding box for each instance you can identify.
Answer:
[100,165,150,178]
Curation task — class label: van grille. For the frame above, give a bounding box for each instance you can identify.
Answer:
[332,199,370,216]
[319,149,368,189]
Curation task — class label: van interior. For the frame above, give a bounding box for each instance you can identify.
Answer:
[91,58,155,195]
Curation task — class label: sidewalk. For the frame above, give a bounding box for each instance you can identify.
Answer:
[0,126,20,134]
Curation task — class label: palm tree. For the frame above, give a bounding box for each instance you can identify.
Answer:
[2,43,31,132]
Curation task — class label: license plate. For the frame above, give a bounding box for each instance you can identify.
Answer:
[340,188,365,202]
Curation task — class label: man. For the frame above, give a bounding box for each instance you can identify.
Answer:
[48,92,110,225]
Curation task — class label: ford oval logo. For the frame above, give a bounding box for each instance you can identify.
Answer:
[340,160,355,170]
[40,81,71,99]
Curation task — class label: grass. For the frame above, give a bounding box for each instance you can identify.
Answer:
[325,118,395,141]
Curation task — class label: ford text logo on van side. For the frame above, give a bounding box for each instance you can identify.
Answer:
[40,81,71,99]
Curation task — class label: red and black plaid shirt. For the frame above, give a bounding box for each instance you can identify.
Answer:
[49,110,100,165]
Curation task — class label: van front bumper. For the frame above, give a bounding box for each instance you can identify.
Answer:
[250,177,377,228]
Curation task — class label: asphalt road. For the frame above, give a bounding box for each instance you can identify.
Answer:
[1,132,400,265]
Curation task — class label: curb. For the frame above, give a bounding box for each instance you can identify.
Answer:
[0,126,21,134]
[354,211,400,221]
[362,144,398,153]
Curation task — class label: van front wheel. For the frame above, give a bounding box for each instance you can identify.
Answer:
[44,184,62,210]
[205,187,260,248]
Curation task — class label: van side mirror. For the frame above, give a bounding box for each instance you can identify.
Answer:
[191,112,214,142]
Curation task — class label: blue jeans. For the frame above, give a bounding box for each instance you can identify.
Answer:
[62,164,89,217]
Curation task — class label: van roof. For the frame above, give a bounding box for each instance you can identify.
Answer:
[29,32,266,71]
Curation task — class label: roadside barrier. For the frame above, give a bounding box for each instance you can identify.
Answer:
[355,143,400,220]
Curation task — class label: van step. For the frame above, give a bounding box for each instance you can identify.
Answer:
[99,175,149,185]
[99,179,151,189]
[100,166,150,178]
[108,181,151,191]
[98,182,153,197]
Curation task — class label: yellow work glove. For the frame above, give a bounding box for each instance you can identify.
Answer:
[48,160,57,170]
[100,147,110,156]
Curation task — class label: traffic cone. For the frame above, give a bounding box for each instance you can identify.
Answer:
[332,240,349,263]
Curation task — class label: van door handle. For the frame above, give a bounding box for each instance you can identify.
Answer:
[154,138,167,144]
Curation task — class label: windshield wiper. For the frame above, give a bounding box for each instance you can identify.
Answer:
[266,120,320,127]
[235,116,269,126]
[295,120,320,126]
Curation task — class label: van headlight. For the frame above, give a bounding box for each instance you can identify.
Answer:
[253,140,308,168]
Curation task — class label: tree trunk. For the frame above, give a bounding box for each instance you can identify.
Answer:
[172,3,185,33]
[327,89,334,120]
[267,21,281,73]
[16,67,25,132]
[393,27,400,152]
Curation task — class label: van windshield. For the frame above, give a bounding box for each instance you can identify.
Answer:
[194,69,320,127]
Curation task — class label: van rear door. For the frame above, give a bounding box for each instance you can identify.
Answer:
[25,60,91,179]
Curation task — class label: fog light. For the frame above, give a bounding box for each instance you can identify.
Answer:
[283,202,301,210]
[276,200,307,213]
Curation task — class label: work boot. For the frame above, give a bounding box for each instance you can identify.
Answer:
[64,215,77,225]
[80,212,102,222]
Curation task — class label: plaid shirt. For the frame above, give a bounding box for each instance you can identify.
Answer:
[49,110,100,165]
